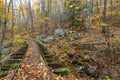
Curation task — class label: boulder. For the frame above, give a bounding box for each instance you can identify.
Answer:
[81,44,98,51]
[78,66,85,73]
[36,34,46,41]
[1,48,11,54]
[78,65,97,76]
[70,33,78,39]
[43,36,55,43]
[2,42,12,48]
[54,28,66,36]
[69,33,83,39]
[94,36,104,40]
[84,66,97,76]
[77,33,83,38]
[66,37,76,42]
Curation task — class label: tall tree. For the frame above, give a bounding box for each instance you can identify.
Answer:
[28,0,34,35]
[0,0,3,56]
[88,0,93,33]
[48,0,53,34]
[103,0,107,22]
[102,0,111,53]
[41,0,45,35]
[0,0,11,55]
[11,0,14,37]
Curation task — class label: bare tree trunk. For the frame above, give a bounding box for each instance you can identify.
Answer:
[28,0,35,36]
[0,0,3,55]
[11,0,14,38]
[60,0,65,27]
[0,0,6,55]
[16,13,22,32]
[48,0,53,34]
[2,0,8,40]
[19,0,28,32]
[19,0,25,20]
[102,0,111,53]
[41,0,45,35]
[96,0,99,13]
[88,0,93,34]
[37,0,42,34]
[103,0,107,22]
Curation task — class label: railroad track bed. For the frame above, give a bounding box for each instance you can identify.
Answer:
[13,41,53,80]
[0,41,70,80]
[38,43,70,76]
[0,44,28,79]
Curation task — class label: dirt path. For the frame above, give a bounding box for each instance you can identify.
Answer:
[14,40,51,80]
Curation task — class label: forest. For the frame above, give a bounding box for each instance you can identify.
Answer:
[0,0,120,80]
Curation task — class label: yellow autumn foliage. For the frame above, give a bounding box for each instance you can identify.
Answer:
[75,7,80,10]
[0,0,2,15]
[69,5,73,8]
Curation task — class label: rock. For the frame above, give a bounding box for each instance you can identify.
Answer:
[78,66,85,73]
[82,44,98,51]
[111,47,120,52]
[54,28,66,36]
[36,35,55,43]
[66,37,76,42]
[70,33,78,39]
[1,48,11,54]
[77,33,83,38]
[55,38,60,42]
[43,36,55,43]
[78,65,97,76]
[70,37,75,41]
[2,42,12,48]
[36,34,46,41]
[69,33,83,40]
[94,36,104,40]
[84,66,97,76]
[36,36,40,40]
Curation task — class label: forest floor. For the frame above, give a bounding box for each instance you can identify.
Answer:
[0,26,120,80]
[39,26,120,80]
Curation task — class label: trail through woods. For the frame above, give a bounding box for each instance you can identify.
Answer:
[13,40,51,80]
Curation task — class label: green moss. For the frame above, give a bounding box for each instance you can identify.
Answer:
[46,58,56,62]
[10,63,18,70]
[45,54,54,58]
[52,68,70,75]
[8,36,26,46]
[1,63,18,70]
[48,61,64,68]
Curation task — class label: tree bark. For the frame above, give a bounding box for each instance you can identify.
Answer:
[11,0,14,37]
[29,0,35,34]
